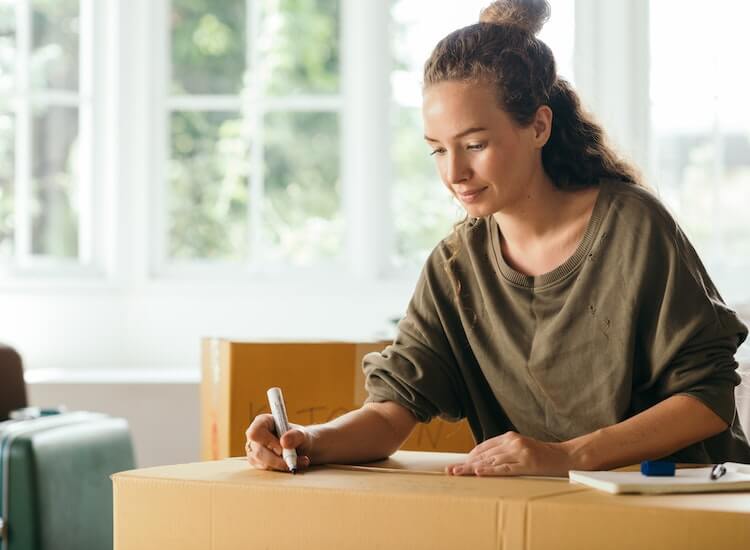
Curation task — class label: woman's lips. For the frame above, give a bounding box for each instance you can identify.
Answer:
[456,187,488,203]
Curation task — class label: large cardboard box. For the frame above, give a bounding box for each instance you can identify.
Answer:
[112,451,582,550]
[201,339,476,460]
[112,452,750,550]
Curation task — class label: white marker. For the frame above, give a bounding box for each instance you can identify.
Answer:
[266,387,298,474]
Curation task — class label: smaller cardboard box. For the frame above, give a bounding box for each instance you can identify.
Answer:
[527,485,750,549]
[201,339,476,460]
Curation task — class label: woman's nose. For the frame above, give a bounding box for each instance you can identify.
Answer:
[445,152,471,184]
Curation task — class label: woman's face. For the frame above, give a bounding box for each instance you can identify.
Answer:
[422,80,549,218]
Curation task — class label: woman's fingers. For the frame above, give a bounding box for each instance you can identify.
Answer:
[448,433,571,477]
[449,432,528,476]
[474,460,522,477]
[468,431,519,458]
[245,414,283,455]
[247,440,290,472]
[245,413,287,470]
[247,442,312,472]
[445,462,463,475]
[280,429,307,452]
[447,451,519,476]
[245,416,313,472]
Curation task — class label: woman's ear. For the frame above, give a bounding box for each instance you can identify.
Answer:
[532,105,553,148]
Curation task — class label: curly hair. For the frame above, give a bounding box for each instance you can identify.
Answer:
[423,0,641,299]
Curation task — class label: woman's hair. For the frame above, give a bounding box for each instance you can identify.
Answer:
[424,0,641,301]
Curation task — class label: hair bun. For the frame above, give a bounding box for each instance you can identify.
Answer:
[479,0,550,35]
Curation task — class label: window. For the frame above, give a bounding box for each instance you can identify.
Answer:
[1,0,577,280]
[3,0,744,291]
[0,0,95,272]
[650,0,750,305]
[161,0,576,274]
[2,0,747,372]
[165,0,342,270]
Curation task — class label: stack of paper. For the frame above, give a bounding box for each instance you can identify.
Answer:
[569,462,750,494]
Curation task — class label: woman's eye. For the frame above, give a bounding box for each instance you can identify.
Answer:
[467,143,486,151]
[429,148,446,156]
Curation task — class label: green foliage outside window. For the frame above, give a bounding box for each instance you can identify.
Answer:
[171,0,246,94]
[169,0,340,264]
[260,0,339,96]
[263,111,341,264]
[31,0,79,90]
[0,112,13,257]
[391,107,461,266]
[169,111,249,260]
[0,1,80,259]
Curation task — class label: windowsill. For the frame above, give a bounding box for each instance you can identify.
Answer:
[0,267,423,294]
[24,368,201,385]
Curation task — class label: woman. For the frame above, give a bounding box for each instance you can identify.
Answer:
[246,0,750,476]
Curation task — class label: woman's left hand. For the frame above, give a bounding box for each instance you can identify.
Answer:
[446,431,577,477]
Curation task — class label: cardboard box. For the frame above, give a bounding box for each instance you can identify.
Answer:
[527,486,750,549]
[112,452,750,550]
[201,339,475,459]
[112,451,582,550]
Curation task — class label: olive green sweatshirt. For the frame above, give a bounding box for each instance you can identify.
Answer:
[364,179,750,463]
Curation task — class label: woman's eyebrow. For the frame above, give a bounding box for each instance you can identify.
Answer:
[424,127,488,142]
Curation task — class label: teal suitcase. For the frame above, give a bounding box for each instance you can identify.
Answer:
[0,412,135,550]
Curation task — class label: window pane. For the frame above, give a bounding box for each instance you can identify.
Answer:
[650,0,750,304]
[31,0,79,91]
[390,0,490,267]
[538,0,575,83]
[263,111,341,265]
[0,111,13,258]
[171,0,246,95]
[31,105,79,257]
[392,106,461,265]
[0,3,14,95]
[390,0,575,267]
[260,0,340,96]
[169,110,248,260]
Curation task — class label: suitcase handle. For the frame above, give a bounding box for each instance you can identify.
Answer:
[8,406,67,420]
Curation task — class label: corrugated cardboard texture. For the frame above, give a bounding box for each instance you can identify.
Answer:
[113,452,750,550]
[113,452,579,550]
[200,339,475,459]
[527,489,750,549]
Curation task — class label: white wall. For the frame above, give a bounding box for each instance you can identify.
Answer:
[27,375,200,468]
[0,278,409,371]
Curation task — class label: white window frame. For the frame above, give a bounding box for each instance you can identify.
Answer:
[149,0,592,283]
[150,0,367,281]
[574,0,650,173]
[3,0,615,289]
[0,0,114,281]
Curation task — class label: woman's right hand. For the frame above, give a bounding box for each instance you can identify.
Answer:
[245,413,314,472]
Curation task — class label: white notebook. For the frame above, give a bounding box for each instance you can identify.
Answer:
[568,462,750,494]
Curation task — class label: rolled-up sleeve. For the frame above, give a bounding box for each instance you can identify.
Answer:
[638,222,748,425]
[363,250,467,423]
[653,321,744,425]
